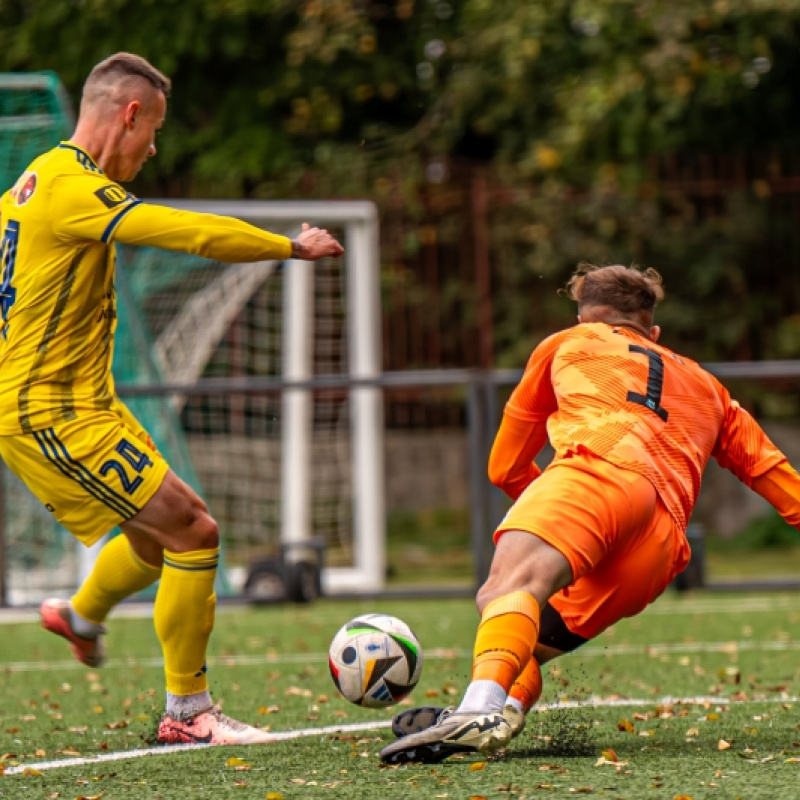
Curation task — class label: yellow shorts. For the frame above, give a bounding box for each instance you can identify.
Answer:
[0,401,169,546]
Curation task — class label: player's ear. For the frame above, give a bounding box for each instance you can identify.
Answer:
[124,100,141,129]
[650,325,661,342]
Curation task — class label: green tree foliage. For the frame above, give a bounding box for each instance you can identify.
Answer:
[3,0,800,368]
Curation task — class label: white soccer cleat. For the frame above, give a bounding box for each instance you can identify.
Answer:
[380,709,511,763]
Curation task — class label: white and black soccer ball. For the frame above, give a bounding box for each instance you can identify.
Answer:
[328,613,423,708]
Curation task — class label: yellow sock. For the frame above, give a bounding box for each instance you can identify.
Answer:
[472,591,540,692]
[155,548,219,696]
[71,535,161,624]
[508,655,543,712]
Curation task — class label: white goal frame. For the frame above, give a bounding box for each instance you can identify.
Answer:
[142,199,385,594]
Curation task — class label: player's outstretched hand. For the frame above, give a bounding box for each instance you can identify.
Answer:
[291,222,345,260]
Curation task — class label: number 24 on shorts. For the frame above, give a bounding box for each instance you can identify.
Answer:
[100,438,153,495]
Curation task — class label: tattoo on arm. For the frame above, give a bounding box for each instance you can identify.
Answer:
[290,238,310,259]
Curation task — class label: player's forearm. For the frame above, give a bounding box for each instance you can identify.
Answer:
[488,413,547,500]
[114,204,292,262]
[751,459,800,530]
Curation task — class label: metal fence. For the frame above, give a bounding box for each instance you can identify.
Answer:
[2,360,799,606]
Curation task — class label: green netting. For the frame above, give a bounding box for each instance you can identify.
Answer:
[114,253,203,492]
[114,247,231,595]
[0,71,73,194]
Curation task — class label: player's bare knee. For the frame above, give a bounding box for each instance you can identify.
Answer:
[187,511,219,550]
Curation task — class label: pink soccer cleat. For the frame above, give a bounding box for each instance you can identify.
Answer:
[40,598,106,667]
[157,705,275,746]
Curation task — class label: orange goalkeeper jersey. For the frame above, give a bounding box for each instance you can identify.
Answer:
[498,322,786,529]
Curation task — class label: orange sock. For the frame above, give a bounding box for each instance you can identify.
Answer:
[472,591,540,692]
[508,656,543,712]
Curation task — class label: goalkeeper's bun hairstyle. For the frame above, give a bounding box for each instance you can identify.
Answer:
[562,262,664,313]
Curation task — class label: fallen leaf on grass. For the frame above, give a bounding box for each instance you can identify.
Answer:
[617,719,634,733]
[568,788,593,794]
[22,767,43,776]
[594,758,629,768]
[284,687,312,698]
[718,740,732,750]
[75,794,104,800]
[600,748,619,762]
[265,793,284,800]
[469,762,486,772]
[468,796,488,800]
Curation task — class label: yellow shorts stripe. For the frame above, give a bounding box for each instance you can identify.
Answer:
[33,427,140,519]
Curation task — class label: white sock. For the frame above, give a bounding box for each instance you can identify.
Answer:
[457,680,507,714]
[69,607,104,638]
[165,690,213,721]
[505,696,525,714]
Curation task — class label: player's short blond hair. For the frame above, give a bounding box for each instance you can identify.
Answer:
[82,52,171,110]
[563,262,664,314]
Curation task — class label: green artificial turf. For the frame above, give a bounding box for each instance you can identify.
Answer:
[2,592,800,798]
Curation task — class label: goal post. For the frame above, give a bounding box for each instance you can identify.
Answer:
[133,199,386,595]
[0,199,385,602]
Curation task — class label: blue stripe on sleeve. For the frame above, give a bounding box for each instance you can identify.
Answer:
[101,199,143,244]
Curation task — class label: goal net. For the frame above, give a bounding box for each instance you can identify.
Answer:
[0,72,73,194]
[2,200,384,603]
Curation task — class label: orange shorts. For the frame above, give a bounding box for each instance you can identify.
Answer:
[494,452,691,640]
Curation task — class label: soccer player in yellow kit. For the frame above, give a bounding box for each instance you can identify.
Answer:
[0,52,344,745]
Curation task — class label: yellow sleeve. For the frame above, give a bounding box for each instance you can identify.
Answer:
[49,172,143,243]
[49,172,292,262]
[112,203,292,262]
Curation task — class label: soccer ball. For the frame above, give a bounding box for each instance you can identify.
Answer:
[328,613,423,708]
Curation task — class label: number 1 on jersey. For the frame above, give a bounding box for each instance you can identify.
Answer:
[627,344,669,421]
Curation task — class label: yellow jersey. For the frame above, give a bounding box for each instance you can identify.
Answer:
[0,142,292,434]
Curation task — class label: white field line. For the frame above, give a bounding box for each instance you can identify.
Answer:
[4,637,800,674]
[1,594,800,626]
[4,694,798,777]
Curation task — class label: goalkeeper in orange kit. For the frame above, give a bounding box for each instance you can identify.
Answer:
[381,262,800,763]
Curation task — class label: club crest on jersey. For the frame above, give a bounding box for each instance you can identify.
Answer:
[12,171,37,206]
[95,184,134,209]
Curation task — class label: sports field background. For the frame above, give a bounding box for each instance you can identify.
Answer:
[2,591,800,798]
